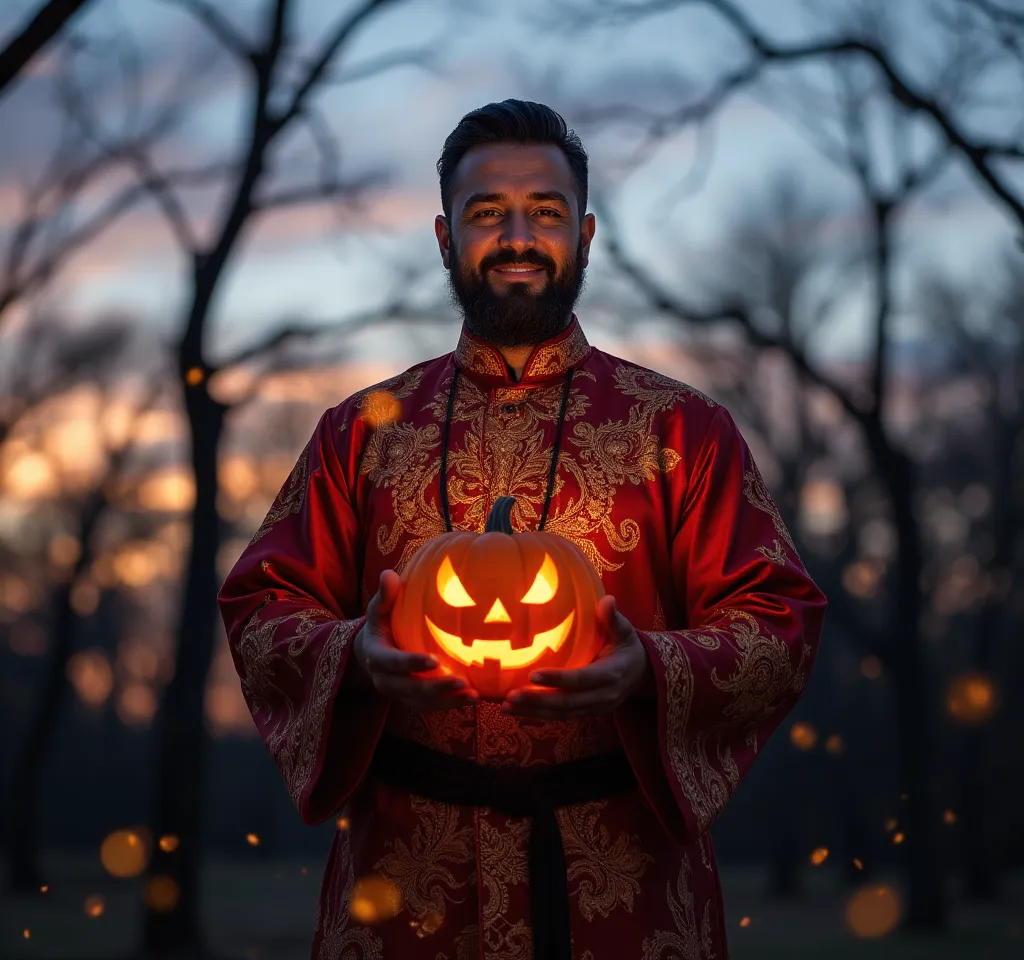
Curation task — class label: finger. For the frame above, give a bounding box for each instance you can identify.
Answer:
[375,674,478,707]
[368,569,402,622]
[528,659,618,692]
[502,687,617,718]
[597,595,631,640]
[365,640,437,676]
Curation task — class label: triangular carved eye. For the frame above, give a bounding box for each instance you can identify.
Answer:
[521,553,558,603]
[437,555,476,606]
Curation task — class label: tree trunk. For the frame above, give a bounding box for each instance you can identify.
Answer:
[883,442,947,927]
[6,501,102,894]
[141,378,226,955]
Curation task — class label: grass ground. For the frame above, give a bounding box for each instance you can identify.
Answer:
[0,853,1020,959]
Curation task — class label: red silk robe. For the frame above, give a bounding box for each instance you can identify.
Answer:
[218,316,827,960]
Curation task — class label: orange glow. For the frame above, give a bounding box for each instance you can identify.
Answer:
[3,450,58,500]
[884,818,898,832]
[825,734,844,755]
[853,858,864,870]
[842,561,880,599]
[221,455,260,501]
[117,683,157,727]
[137,469,196,512]
[810,847,829,866]
[413,912,443,938]
[349,874,402,924]
[40,885,49,893]
[945,672,998,725]
[893,832,905,844]
[119,640,160,682]
[247,833,260,847]
[861,656,883,679]
[113,545,160,588]
[789,722,817,750]
[337,817,350,830]
[186,367,205,386]
[49,534,82,568]
[844,884,902,938]
[70,580,100,616]
[144,875,180,912]
[84,895,105,918]
[100,830,149,878]
[159,835,180,852]
[360,390,402,427]
[205,682,253,736]
[943,810,957,825]
[67,650,114,707]
[739,917,751,928]
[0,575,32,612]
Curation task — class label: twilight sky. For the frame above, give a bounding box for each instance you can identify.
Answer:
[1,0,1019,380]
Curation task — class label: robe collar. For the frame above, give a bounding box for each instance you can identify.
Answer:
[453,314,591,388]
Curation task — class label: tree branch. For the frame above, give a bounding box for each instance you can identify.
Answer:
[161,0,253,61]
[0,0,91,100]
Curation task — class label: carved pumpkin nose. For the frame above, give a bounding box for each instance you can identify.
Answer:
[483,598,512,623]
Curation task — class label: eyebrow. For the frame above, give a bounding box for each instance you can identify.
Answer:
[462,190,573,210]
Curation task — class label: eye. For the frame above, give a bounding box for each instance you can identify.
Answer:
[521,553,558,603]
[437,555,475,606]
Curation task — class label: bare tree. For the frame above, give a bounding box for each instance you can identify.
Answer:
[1,316,170,893]
[0,0,93,99]
[53,1,446,950]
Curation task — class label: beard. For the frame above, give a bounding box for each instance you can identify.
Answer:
[445,235,587,348]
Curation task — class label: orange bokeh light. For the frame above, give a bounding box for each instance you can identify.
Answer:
[845,884,902,939]
[360,390,402,428]
[810,847,829,866]
[945,672,998,725]
[144,875,180,912]
[100,829,149,878]
[349,874,402,924]
[789,722,817,750]
[159,834,180,852]
[84,895,105,918]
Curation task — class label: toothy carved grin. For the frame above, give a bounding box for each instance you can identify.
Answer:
[424,611,575,668]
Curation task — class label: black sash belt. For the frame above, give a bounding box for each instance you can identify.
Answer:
[369,734,637,960]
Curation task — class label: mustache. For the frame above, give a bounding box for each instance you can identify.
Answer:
[485,255,552,270]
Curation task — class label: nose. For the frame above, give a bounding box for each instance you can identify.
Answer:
[499,210,536,255]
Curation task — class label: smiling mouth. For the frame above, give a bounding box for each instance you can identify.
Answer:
[424,612,575,668]
[492,265,545,274]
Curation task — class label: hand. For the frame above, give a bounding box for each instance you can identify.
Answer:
[501,595,651,720]
[354,569,479,711]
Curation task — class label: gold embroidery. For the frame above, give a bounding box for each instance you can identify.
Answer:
[374,797,474,925]
[559,800,653,920]
[648,608,811,833]
[479,814,532,960]
[237,605,358,810]
[711,610,809,745]
[647,630,735,834]
[652,594,667,631]
[642,853,716,960]
[613,364,717,412]
[249,443,309,545]
[743,465,795,550]
[757,538,788,566]
[522,322,591,378]
[454,318,590,381]
[338,369,425,434]
[436,924,480,960]
[314,831,384,960]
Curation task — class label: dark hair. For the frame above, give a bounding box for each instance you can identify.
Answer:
[437,99,588,224]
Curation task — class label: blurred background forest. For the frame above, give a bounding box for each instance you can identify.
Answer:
[0,0,1022,958]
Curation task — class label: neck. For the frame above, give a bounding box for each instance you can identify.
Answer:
[499,346,532,382]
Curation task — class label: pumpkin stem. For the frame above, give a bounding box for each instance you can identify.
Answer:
[485,496,516,534]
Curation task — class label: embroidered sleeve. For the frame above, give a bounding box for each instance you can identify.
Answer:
[218,406,388,824]
[614,405,827,843]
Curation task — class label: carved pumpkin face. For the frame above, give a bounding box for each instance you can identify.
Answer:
[391,498,605,699]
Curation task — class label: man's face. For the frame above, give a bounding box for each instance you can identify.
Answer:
[436,143,596,347]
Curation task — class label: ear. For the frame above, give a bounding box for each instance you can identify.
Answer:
[580,212,596,269]
[435,215,452,270]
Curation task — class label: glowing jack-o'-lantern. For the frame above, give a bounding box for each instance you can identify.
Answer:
[391,496,605,699]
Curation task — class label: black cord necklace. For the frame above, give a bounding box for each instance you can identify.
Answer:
[440,365,574,533]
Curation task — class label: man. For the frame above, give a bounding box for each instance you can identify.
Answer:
[218,99,827,960]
